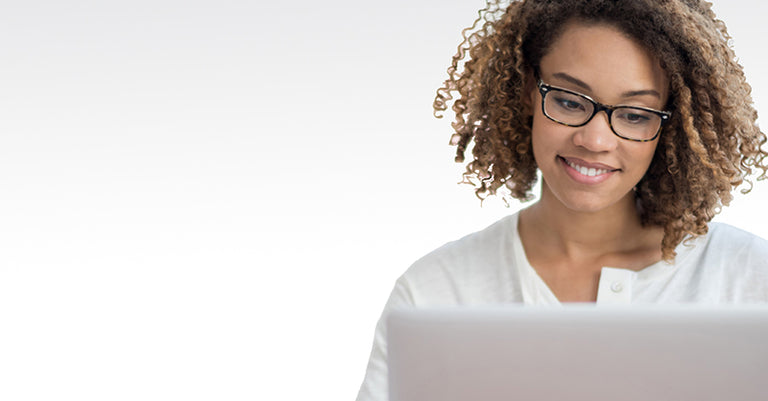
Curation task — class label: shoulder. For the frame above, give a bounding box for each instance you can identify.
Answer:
[413,214,518,268]
[681,222,768,302]
[397,213,524,305]
[704,222,768,262]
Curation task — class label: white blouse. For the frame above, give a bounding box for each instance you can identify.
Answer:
[356,212,768,401]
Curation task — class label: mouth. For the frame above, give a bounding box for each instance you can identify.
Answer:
[559,156,619,174]
[558,156,620,183]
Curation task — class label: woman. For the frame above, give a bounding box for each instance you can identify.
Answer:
[357,0,768,400]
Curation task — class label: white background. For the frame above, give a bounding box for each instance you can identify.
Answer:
[0,1,766,400]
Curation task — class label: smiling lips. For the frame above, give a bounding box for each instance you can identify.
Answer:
[559,156,619,184]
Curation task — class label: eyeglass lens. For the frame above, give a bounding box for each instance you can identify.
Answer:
[544,89,662,141]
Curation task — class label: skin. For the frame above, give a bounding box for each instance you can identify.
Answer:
[517,22,669,302]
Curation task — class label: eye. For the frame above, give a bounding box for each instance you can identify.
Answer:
[616,109,653,125]
[553,96,587,112]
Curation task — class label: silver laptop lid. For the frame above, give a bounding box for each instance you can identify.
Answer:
[387,306,768,401]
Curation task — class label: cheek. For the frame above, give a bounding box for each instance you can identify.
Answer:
[637,142,658,170]
[625,142,659,182]
[530,114,566,164]
[530,119,547,167]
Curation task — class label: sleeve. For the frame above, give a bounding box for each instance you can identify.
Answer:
[731,231,768,302]
[355,278,415,401]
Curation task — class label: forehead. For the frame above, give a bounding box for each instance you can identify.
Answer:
[539,22,669,104]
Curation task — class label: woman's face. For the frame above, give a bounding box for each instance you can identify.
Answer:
[529,22,670,214]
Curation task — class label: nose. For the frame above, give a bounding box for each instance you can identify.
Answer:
[571,110,619,152]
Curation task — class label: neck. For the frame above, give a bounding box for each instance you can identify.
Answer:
[521,186,650,259]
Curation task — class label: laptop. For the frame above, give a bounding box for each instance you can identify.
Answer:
[387,306,768,401]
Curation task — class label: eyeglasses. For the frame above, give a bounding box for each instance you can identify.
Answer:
[537,80,671,142]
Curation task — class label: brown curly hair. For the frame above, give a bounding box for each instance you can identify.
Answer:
[433,0,768,260]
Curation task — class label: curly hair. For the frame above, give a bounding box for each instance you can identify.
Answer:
[433,0,768,260]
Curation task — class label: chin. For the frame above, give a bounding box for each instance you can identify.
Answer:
[561,199,613,214]
[548,186,634,215]
[576,197,638,216]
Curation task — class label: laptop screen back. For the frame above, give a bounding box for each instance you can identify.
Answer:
[387,306,768,401]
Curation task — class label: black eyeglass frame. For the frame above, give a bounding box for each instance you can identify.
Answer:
[537,80,672,142]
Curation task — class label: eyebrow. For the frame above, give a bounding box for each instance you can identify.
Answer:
[551,72,662,99]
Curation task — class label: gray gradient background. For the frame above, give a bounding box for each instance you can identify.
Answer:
[0,1,766,400]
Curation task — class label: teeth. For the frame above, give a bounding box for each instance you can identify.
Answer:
[566,159,610,177]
